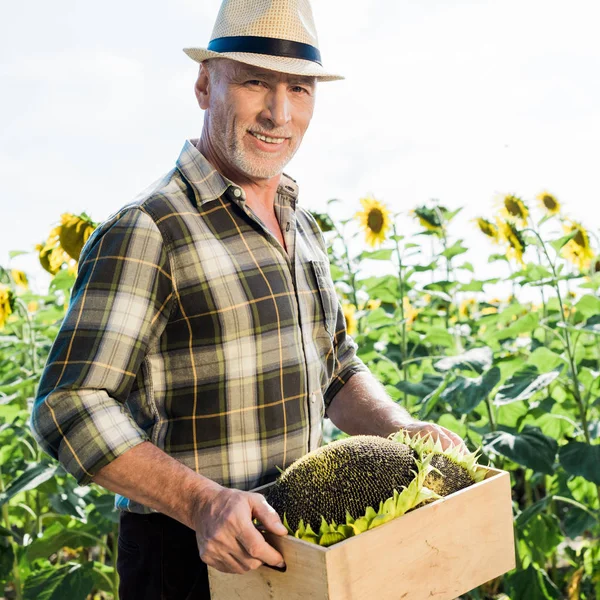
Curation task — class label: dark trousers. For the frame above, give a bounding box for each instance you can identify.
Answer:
[117,511,211,600]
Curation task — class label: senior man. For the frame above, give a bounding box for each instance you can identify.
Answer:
[30,0,465,598]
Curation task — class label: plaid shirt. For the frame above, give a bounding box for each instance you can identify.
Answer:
[30,140,369,513]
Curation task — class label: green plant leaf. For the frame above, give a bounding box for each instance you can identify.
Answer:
[358,249,394,261]
[515,497,552,529]
[526,347,565,372]
[505,565,561,599]
[419,373,453,419]
[26,521,103,561]
[494,365,559,405]
[23,561,95,600]
[0,539,15,582]
[0,462,59,507]
[439,367,501,414]
[559,442,600,485]
[482,426,558,474]
[440,240,468,260]
[434,347,493,374]
[422,327,454,348]
[395,374,444,399]
[575,294,600,319]
[494,312,539,340]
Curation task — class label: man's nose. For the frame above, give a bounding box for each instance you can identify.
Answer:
[264,85,291,127]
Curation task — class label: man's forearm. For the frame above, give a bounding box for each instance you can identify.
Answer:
[92,441,222,530]
[326,371,414,437]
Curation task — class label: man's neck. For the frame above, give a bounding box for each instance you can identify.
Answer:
[195,137,281,214]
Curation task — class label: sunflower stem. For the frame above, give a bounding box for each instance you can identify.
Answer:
[525,228,589,444]
[392,223,408,406]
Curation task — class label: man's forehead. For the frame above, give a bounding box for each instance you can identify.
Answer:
[228,60,316,85]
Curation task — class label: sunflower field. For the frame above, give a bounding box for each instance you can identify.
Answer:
[0,193,599,599]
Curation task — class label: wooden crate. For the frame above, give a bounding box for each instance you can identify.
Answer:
[208,467,515,600]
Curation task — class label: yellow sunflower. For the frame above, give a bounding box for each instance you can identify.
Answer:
[537,191,561,216]
[402,296,419,329]
[10,270,28,290]
[359,298,382,311]
[0,285,14,329]
[459,298,477,319]
[355,196,392,247]
[309,211,335,233]
[498,220,527,264]
[499,194,529,226]
[59,213,96,260]
[412,205,446,233]
[562,220,594,271]
[36,220,79,275]
[475,217,501,243]
[342,302,358,336]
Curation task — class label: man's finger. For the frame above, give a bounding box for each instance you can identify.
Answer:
[250,494,288,536]
[237,522,286,568]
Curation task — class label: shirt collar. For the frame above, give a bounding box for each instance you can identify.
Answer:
[176,140,299,209]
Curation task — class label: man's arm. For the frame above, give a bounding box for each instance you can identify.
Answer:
[92,441,287,574]
[326,371,466,450]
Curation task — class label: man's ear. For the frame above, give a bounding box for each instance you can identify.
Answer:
[194,63,211,110]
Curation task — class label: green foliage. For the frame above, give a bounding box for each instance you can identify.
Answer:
[322,196,599,599]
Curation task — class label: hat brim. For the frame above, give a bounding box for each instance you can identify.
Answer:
[183,47,344,82]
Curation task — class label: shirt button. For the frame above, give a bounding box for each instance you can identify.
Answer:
[233,188,242,198]
[310,393,316,404]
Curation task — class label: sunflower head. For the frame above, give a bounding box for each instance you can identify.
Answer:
[412,205,448,234]
[342,302,358,336]
[497,219,527,265]
[309,211,335,233]
[402,296,419,328]
[0,285,15,330]
[355,196,392,248]
[459,298,477,319]
[475,217,500,243]
[562,220,594,271]
[499,194,529,226]
[10,270,28,290]
[537,191,561,216]
[59,213,96,261]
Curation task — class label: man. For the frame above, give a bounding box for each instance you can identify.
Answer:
[30,0,465,598]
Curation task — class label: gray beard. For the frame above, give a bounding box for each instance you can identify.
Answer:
[227,129,298,180]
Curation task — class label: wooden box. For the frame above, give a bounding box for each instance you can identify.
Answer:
[208,467,515,600]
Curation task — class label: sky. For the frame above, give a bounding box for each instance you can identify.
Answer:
[2,0,599,297]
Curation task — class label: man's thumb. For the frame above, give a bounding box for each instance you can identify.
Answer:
[251,495,288,536]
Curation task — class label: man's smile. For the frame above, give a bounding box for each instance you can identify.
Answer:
[248,130,289,145]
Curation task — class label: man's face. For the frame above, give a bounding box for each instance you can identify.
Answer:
[199,59,316,180]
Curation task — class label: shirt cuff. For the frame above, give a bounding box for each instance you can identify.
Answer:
[323,361,371,416]
[30,390,151,486]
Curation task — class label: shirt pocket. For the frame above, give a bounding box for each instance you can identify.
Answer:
[310,259,338,339]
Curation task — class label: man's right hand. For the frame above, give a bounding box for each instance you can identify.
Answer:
[193,484,288,574]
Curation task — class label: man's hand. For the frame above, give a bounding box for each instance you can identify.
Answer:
[400,420,468,453]
[193,484,288,574]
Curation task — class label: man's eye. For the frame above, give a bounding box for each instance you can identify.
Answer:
[246,80,266,87]
[291,86,309,94]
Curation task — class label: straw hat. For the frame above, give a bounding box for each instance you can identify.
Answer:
[183,0,343,81]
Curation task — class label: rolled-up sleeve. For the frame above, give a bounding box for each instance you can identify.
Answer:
[323,297,370,411]
[29,207,173,485]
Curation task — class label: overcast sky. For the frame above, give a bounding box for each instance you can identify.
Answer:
[2,0,599,296]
